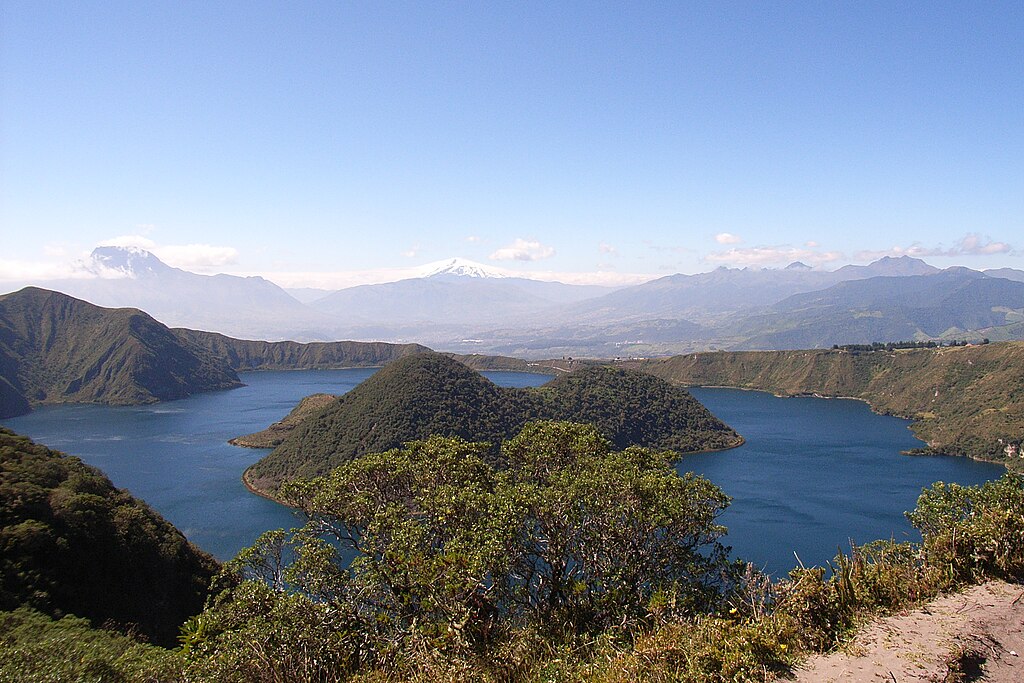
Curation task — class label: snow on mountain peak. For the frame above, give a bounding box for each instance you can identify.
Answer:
[418,258,507,279]
[88,246,171,278]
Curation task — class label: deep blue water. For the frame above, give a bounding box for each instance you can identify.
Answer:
[684,388,1002,575]
[0,370,544,561]
[2,371,1003,575]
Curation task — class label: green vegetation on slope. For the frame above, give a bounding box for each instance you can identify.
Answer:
[535,362,744,454]
[0,287,241,419]
[174,328,430,370]
[184,424,1024,682]
[4,424,1021,681]
[0,427,219,646]
[0,608,182,682]
[629,341,1024,468]
[190,422,738,681]
[243,352,741,494]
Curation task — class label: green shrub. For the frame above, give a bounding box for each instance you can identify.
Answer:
[0,607,182,682]
[908,474,1024,582]
[182,581,363,683]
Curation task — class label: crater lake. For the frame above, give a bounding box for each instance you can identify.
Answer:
[2,369,1003,574]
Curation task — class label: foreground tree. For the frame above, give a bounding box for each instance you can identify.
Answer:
[186,422,737,678]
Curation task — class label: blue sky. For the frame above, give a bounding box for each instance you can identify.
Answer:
[2,1,1022,288]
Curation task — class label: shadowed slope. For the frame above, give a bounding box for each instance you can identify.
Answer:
[0,428,219,646]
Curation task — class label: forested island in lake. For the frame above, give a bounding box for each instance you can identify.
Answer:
[239,351,743,495]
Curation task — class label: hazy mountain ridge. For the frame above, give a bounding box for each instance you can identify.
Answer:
[730,269,1024,350]
[9,249,1023,356]
[0,288,242,418]
[544,256,942,327]
[985,267,1024,282]
[25,246,329,340]
[174,328,430,371]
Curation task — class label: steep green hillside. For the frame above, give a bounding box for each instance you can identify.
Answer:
[630,342,1024,467]
[0,287,241,418]
[175,328,430,370]
[244,353,740,494]
[0,427,219,645]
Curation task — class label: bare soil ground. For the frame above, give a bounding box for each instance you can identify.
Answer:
[781,580,1024,682]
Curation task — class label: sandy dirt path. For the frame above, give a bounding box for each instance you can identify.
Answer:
[780,580,1023,682]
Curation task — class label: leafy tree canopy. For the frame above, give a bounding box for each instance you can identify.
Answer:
[189,422,737,678]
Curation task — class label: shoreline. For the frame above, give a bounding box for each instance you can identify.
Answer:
[241,466,290,506]
[683,434,746,456]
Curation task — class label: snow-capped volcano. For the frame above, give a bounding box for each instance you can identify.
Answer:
[87,246,173,278]
[418,258,508,279]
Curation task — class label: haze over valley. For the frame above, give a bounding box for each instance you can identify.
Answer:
[7,245,1023,358]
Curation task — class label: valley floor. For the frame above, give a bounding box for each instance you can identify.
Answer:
[779,580,1023,683]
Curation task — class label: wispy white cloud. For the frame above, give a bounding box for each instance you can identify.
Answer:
[99,234,157,249]
[465,235,482,243]
[0,258,91,283]
[952,233,1012,255]
[714,232,742,245]
[854,244,941,260]
[598,242,617,255]
[401,244,421,258]
[705,245,843,267]
[97,234,239,271]
[156,244,239,270]
[855,233,1012,261]
[489,238,555,262]
[805,240,820,248]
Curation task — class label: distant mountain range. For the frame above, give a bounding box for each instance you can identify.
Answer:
[31,246,329,340]
[729,268,1024,350]
[8,247,1023,356]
